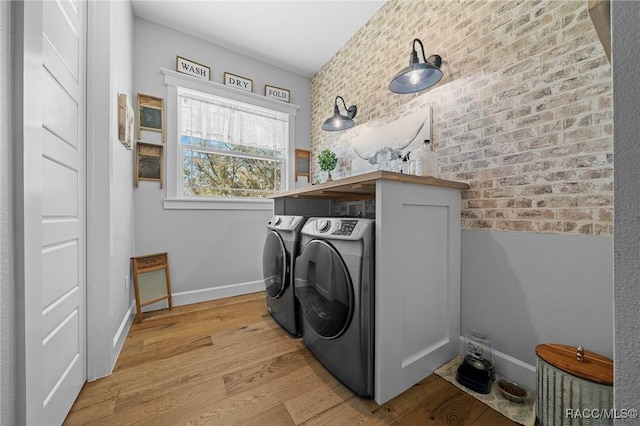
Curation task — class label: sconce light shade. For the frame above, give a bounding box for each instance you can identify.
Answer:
[321,96,357,131]
[389,39,443,94]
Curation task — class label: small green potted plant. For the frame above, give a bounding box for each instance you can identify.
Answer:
[318,149,338,182]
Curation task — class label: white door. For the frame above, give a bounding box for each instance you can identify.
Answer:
[16,0,87,424]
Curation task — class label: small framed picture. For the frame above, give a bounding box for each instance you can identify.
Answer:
[295,149,310,181]
[135,142,163,188]
[118,94,134,150]
[137,93,164,142]
[265,84,290,103]
[176,56,210,81]
[224,72,253,92]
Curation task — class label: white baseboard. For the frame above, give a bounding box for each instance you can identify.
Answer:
[459,336,536,391]
[141,280,265,312]
[493,349,536,391]
[173,280,265,306]
[110,300,136,373]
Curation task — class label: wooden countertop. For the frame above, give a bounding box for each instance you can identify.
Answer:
[270,171,470,201]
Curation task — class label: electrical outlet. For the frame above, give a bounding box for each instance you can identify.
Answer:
[125,275,130,292]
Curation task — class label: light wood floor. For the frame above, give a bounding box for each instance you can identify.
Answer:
[64,292,517,425]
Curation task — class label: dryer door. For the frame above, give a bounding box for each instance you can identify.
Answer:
[262,231,288,298]
[295,240,354,339]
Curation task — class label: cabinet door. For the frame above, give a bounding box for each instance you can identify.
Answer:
[374,180,461,404]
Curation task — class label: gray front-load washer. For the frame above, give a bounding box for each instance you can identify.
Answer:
[294,217,375,397]
[262,215,307,337]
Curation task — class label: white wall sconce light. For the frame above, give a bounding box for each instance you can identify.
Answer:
[321,96,358,131]
[389,39,443,94]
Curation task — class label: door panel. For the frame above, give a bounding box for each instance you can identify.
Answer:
[43,0,79,78]
[41,69,78,147]
[42,309,80,401]
[42,158,79,216]
[18,0,87,423]
[263,231,287,298]
[42,286,81,340]
[294,240,354,339]
[42,241,79,307]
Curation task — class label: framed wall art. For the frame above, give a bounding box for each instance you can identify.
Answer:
[118,94,134,150]
[224,72,253,92]
[176,55,210,81]
[137,93,165,142]
[265,84,290,103]
[135,142,163,188]
[295,149,310,181]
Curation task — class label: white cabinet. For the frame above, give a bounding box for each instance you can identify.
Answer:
[271,171,467,404]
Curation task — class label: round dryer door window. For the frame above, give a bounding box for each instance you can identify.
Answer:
[262,231,288,298]
[295,240,354,339]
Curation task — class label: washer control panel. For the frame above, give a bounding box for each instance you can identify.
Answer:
[302,217,374,240]
[267,215,305,231]
[333,219,358,236]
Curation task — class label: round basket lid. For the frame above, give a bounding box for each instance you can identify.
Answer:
[535,343,613,386]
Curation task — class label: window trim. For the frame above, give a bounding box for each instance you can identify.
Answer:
[162,68,300,210]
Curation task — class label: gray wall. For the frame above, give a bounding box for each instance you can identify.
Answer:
[462,230,613,367]
[108,0,136,366]
[612,0,640,417]
[86,0,136,379]
[1,1,14,424]
[133,18,311,302]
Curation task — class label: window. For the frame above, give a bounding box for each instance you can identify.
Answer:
[162,69,299,210]
[179,88,288,198]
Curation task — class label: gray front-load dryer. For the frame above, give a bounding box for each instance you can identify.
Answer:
[294,217,375,397]
[262,215,307,337]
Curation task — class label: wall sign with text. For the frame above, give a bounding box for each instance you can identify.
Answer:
[264,85,291,103]
[224,72,253,92]
[175,56,211,80]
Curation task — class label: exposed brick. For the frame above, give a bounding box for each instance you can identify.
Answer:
[520,185,553,196]
[564,221,578,232]
[467,199,499,209]
[462,219,493,229]
[520,160,557,173]
[577,194,613,206]
[533,221,565,233]
[311,0,612,236]
[556,209,593,221]
[502,151,536,164]
[564,126,602,143]
[483,188,516,198]
[555,181,597,194]
[462,210,482,219]
[577,223,594,234]
[496,198,533,209]
[536,196,578,208]
[481,165,518,178]
[496,220,535,232]
[599,209,613,222]
[532,170,577,182]
[593,224,613,235]
[485,209,515,220]
[498,176,530,186]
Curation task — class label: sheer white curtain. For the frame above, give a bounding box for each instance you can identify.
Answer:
[178,88,287,153]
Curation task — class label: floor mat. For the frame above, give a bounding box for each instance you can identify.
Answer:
[434,356,536,426]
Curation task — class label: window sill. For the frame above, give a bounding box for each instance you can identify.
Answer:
[163,197,274,211]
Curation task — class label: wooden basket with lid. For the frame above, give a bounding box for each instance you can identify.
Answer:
[536,343,613,425]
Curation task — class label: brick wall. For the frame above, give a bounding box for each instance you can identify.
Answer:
[311,0,613,235]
